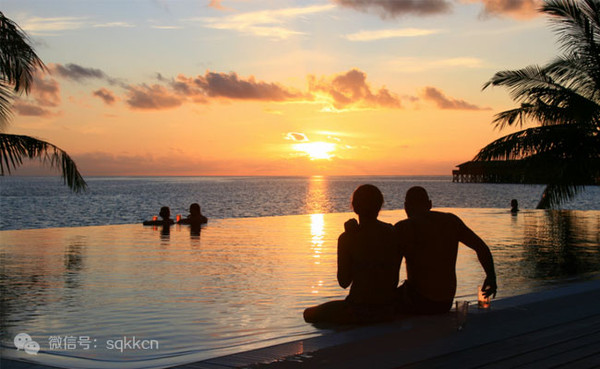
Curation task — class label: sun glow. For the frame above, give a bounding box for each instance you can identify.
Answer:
[293,142,336,160]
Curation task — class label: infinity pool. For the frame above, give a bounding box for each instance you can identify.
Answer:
[1,209,599,368]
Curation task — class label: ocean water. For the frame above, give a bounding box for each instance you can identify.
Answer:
[1,175,599,230]
[2,209,599,368]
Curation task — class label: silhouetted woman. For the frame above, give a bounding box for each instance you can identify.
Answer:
[303,184,401,325]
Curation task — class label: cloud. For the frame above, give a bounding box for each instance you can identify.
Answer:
[126,84,184,110]
[469,0,541,18]
[386,57,485,72]
[286,132,309,142]
[163,71,306,103]
[151,25,182,30]
[13,74,61,117]
[198,4,335,39]
[48,63,125,87]
[422,87,490,110]
[308,69,402,110]
[12,101,55,117]
[345,28,441,41]
[92,22,135,28]
[93,88,117,105]
[120,70,307,110]
[49,63,109,82]
[30,75,61,107]
[21,16,86,35]
[194,72,306,101]
[333,0,453,18]
[208,0,232,11]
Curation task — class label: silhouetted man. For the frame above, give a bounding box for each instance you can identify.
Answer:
[395,186,497,314]
[304,184,401,324]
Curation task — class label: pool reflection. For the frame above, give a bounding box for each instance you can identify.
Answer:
[522,210,600,280]
[0,209,598,368]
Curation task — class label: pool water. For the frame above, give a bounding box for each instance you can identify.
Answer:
[1,209,599,368]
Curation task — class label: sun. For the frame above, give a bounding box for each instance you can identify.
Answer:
[293,142,336,160]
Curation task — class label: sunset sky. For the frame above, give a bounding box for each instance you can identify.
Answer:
[3,0,559,176]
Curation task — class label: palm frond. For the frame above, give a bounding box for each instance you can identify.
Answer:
[0,11,46,93]
[480,0,600,208]
[483,65,553,99]
[0,82,12,129]
[536,183,585,208]
[0,133,87,193]
[475,124,599,161]
[542,0,600,91]
[544,56,599,101]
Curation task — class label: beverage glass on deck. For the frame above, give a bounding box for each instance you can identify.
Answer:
[152,216,158,221]
[456,301,469,331]
[478,286,491,309]
[176,214,181,222]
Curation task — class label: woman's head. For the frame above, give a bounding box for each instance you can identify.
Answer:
[351,184,383,218]
[189,203,201,216]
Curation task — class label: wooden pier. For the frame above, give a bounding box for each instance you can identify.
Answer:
[452,159,600,184]
[452,160,531,183]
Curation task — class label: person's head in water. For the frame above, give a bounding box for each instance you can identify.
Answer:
[351,184,384,220]
[189,203,201,216]
[510,199,519,213]
[159,206,171,220]
[404,186,432,218]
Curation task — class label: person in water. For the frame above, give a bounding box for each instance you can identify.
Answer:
[393,186,497,314]
[303,184,401,325]
[143,206,175,226]
[510,199,519,213]
[177,203,208,226]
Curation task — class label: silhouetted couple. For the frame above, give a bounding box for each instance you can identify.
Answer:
[303,185,497,325]
[143,204,208,227]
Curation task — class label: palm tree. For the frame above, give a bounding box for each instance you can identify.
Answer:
[478,0,600,208]
[0,11,86,192]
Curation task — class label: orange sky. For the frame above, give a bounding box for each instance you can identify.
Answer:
[4,0,555,176]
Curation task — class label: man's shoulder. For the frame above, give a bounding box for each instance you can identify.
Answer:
[376,219,395,229]
[394,211,462,225]
[430,210,459,219]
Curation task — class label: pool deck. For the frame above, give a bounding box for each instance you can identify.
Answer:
[180,278,600,369]
[4,279,600,369]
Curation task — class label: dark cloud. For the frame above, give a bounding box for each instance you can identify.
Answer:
[93,88,117,105]
[308,69,401,110]
[422,86,490,110]
[49,63,108,81]
[333,0,453,18]
[169,74,208,103]
[13,101,55,117]
[30,75,61,107]
[193,72,306,101]
[125,84,184,110]
[475,0,539,18]
[14,75,61,117]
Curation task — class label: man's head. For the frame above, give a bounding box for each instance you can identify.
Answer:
[404,186,432,217]
[352,184,384,219]
[159,206,171,219]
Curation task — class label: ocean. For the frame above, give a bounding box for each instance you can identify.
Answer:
[1,175,599,230]
[1,176,599,368]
